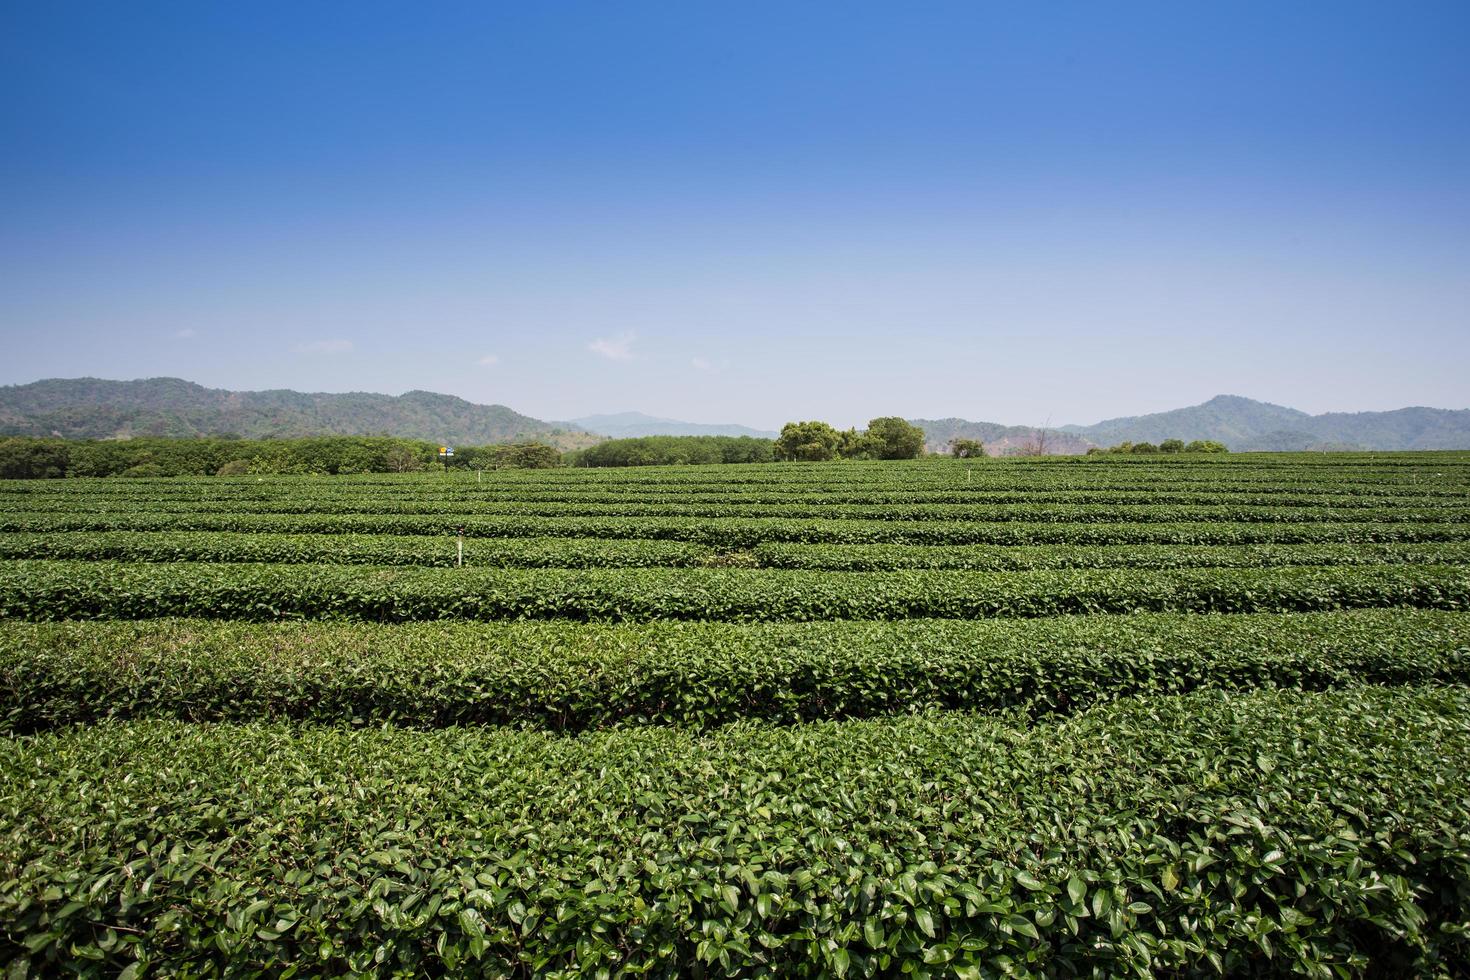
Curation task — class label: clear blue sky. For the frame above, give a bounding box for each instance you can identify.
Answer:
[3,1,1466,430]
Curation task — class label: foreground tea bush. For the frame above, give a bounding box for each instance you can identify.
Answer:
[2,610,1467,731]
[3,687,1469,977]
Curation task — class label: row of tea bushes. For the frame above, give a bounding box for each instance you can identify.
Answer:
[6,499,1470,524]
[5,512,1470,545]
[750,540,1470,572]
[1,561,1468,623]
[6,532,1470,572]
[4,686,1468,977]
[12,486,1462,508]
[3,610,1466,732]
[0,531,719,569]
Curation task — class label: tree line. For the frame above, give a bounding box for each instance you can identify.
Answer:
[565,436,774,467]
[773,418,927,461]
[0,437,562,479]
[0,423,1227,478]
[567,419,931,467]
[1085,439,1229,455]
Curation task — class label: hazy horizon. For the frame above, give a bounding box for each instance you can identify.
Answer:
[4,2,1468,431]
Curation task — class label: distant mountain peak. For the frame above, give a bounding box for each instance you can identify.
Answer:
[1061,395,1468,451]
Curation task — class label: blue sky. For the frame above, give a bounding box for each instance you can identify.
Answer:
[3,1,1467,430]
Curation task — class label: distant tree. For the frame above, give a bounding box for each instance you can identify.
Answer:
[510,443,561,469]
[1158,439,1185,454]
[215,459,251,476]
[0,438,70,479]
[118,462,169,478]
[949,438,985,459]
[569,435,773,467]
[1130,442,1160,454]
[835,428,868,460]
[774,421,842,461]
[385,446,422,473]
[864,417,926,459]
[1184,440,1229,454]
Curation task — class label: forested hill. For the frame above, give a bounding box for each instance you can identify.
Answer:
[0,378,602,450]
[1061,395,1470,451]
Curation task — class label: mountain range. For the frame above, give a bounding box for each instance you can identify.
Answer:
[1060,395,1470,452]
[2,379,1467,453]
[0,378,601,450]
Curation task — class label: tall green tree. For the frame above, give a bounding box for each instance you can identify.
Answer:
[864,417,926,459]
[949,438,985,459]
[774,421,841,461]
[1184,440,1229,454]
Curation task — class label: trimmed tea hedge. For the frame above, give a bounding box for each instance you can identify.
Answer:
[7,532,1470,572]
[3,686,1469,977]
[751,540,1470,572]
[2,610,1466,732]
[7,498,1470,523]
[6,511,1470,546]
[1,560,1467,622]
[0,531,718,569]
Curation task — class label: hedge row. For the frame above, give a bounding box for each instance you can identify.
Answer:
[4,686,1469,977]
[750,540,1470,572]
[3,610,1466,732]
[10,487,1463,508]
[6,499,1468,524]
[1,560,1466,622]
[6,532,1470,573]
[0,532,719,569]
[4,512,1469,546]
[2,451,1460,490]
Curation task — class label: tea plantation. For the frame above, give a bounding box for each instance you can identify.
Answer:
[2,453,1469,977]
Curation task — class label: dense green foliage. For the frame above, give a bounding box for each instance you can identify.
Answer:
[0,436,565,478]
[4,687,1470,977]
[567,435,775,467]
[1087,439,1228,455]
[2,452,1469,976]
[3,610,1465,732]
[948,438,984,458]
[773,418,927,461]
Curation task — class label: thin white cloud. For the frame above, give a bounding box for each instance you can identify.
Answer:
[295,339,354,355]
[478,354,500,367]
[691,356,711,371]
[174,328,197,340]
[588,332,635,361]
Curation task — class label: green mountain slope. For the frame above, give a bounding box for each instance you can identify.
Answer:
[1061,394,1470,451]
[0,378,602,450]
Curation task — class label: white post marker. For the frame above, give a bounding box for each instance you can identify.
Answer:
[457,526,464,567]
